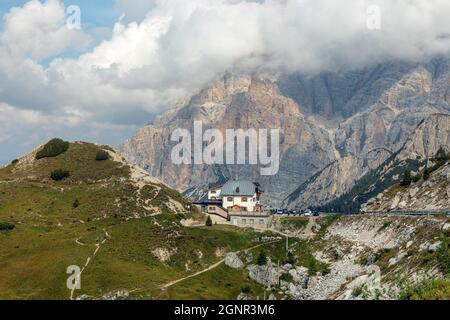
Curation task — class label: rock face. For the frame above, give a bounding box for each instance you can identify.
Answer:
[285,148,392,208]
[121,59,450,206]
[363,161,450,212]
[121,73,336,205]
[225,252,244,269]
[306,114,450,213]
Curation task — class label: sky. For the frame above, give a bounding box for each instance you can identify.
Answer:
[1,0,450,164]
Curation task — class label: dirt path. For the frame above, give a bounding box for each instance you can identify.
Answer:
[162,241,282,290]
[70,229,111,300]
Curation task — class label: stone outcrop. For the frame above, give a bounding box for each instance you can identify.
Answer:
[225,252,244,269]
[363,161,450,212]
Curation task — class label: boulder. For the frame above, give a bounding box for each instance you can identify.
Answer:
[248,265,280,287]
[428,241,442,252]
[225,252,244,269]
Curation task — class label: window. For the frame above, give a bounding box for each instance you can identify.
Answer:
[242,219,247,224]
[211,190,216,194]
[259,219,265,225]
[242,197,248,202]
[227,197,233,202]
[209,207,216,211]
[250,219,254,225]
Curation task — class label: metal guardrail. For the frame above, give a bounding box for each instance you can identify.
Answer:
[365,210,450,216]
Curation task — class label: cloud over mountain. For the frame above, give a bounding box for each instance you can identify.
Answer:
[1,0,450,162]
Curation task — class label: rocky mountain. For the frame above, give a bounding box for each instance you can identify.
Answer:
[311,114,450,213]
[121,58,450,207]
[249,215,449,300]
[363,156,450,212]
[120,73,337,205]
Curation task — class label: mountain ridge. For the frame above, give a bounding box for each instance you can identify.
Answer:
[121,59,450,208]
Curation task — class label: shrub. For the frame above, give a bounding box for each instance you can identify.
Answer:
[280,272,294,283]
[437,236,449,276]
[285,251,296,265]
[36,138,70,160]
[73,199,80,209]
[175,213,186,221]
[400,170,412,187]
[51,169,70,181]
[0,222,15,231]
[399,278,450,300]
[241,286,252,294]
[423,166,430,181]
[307,258,330,275]
[352,285,364,297]
[205,216,213,227]
[11,159,19,165]
[95,150,109,161]
[257,250,267,266]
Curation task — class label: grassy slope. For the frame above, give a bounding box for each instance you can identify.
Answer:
[0,141,270,300]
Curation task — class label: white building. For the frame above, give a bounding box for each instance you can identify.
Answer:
[195,180,270,228]
[207,182,222,201]
[220,180,262,213]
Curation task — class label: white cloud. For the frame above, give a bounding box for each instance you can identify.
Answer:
[0,0,90,60]
[2,0,450,161]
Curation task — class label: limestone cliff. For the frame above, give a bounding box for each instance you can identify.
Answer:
[317,114,450,213]
[363,161,450,212]
[121,59,450,207]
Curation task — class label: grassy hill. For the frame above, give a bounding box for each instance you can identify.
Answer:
[0,140,274,299]
[1,139,447,300]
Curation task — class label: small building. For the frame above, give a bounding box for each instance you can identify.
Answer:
[194,180,271,228]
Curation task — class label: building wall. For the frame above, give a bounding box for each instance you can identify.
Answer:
[223,194,258,212]
[230,215,270,228]
[208,188,222,200]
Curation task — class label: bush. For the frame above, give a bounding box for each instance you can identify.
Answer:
[437,236,449,276]
[400,170,412,187]
[241,286,252,294]
[279,272,294,283]
[175,213,186,221]
[205,215,213,227]
[352,285,364,297]
[73,199,80,209]
[257,250,267,266]
[36,138,70,160]
[11,159,19,165]
[0,222,15,231]
[95,150,109,161]
[423,166,430,181]
[51,169,70,181]
[399,278,450,300]
[285,251,296,265]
